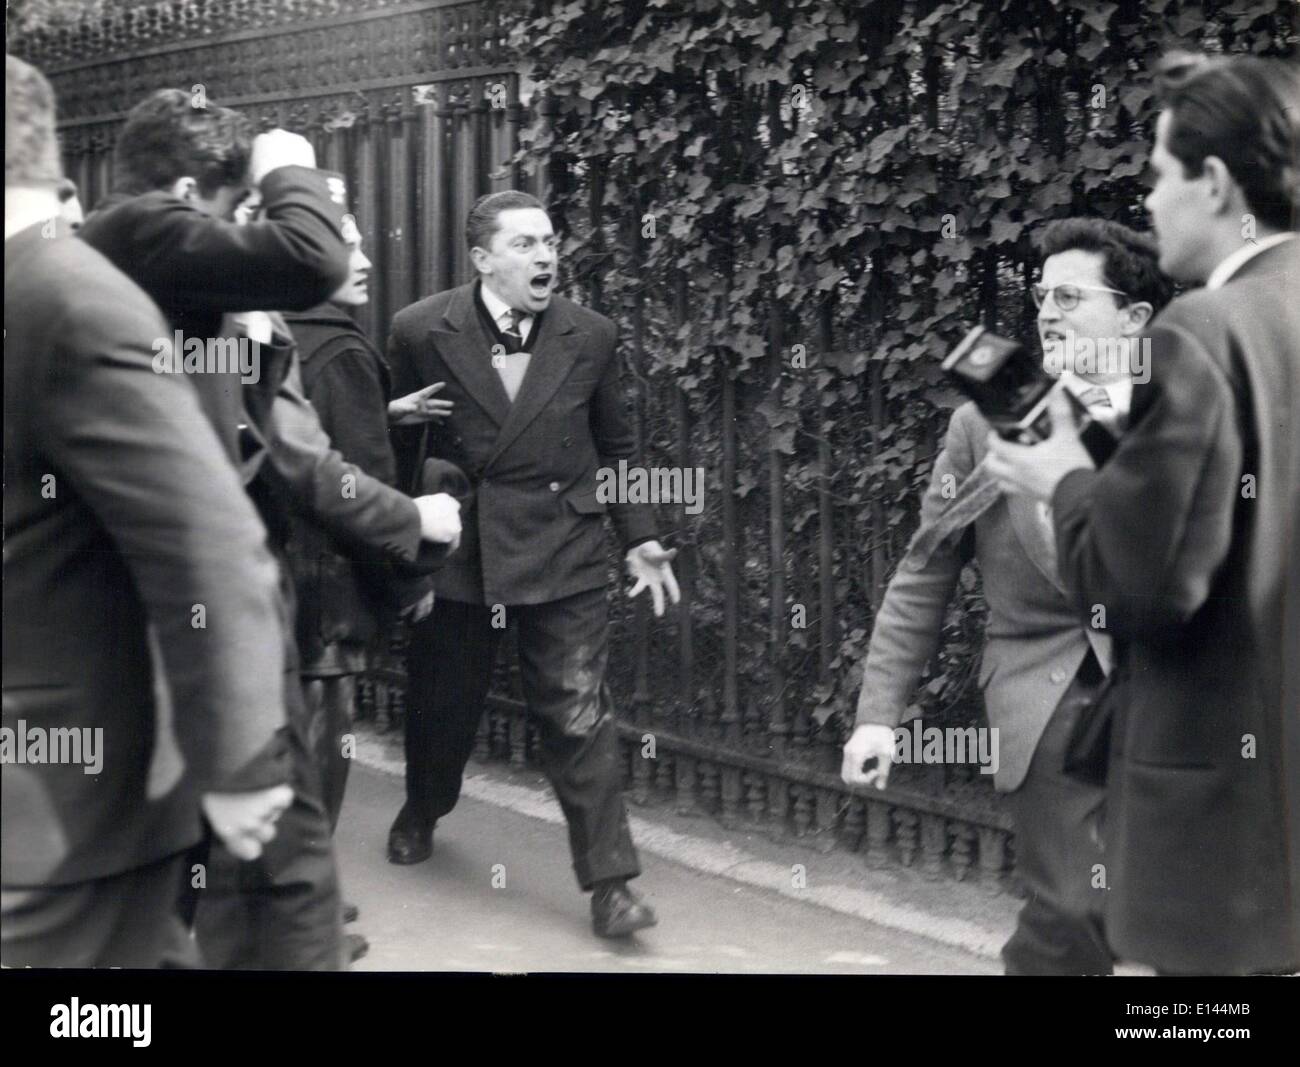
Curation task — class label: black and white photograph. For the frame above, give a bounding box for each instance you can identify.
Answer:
[3,0,1298,1049]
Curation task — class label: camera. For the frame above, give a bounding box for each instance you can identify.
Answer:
[941,325,1117,465]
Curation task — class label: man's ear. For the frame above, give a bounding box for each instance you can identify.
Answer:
[168,176,199,201]
[468,245,490,275]
[1201,155,1238,217]
[1122,300,1155,333]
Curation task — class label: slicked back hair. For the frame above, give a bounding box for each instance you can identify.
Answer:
[113,89,252,197]
[1155,53,1300,233]
[1035,217,1174,313]
[466,190,547,251]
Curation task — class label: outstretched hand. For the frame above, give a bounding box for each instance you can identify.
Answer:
[625,540,681,617]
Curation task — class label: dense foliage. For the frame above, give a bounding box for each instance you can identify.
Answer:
[507,0,1295,755]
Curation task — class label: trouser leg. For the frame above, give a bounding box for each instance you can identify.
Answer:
[403,598,502,822]
[515,587,640,890]
[193,672,343,970]
[1001,671,1113,976]
[303,673,356,834]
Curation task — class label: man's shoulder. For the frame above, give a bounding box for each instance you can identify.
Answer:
[392,285,464,332]
[944,400,990,455]
[552,292,615,335]
[12,231,161,326]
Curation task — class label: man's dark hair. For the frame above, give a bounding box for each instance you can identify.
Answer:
[113,89,252,197]
[1035,217,1175,313]
[466,190,546,251]
[1155,53,1300,233]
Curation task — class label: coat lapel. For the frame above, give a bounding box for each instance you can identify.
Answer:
[429,284,512,428]
[485,299,582,467]
[1005,491,1070,596]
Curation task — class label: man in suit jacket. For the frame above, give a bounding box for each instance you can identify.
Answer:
[2,56,290,968]
[79,90,461,969]
[844,218,1173,973]
[387,190,680,938]
[988,55,1299,975]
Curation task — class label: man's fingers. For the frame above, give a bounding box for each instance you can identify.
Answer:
[650,578,665,617]
[416,382,446,397]
[627,576,647,600]
[663,565,681,606]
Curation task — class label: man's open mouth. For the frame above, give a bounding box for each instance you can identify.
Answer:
[529,272,553,295]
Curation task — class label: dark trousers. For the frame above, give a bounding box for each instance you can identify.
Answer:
[192,673,343,970]
[1,850,199,969]
[1001,664,1114,976]
[302,672,356,833]
[403,588,640,890]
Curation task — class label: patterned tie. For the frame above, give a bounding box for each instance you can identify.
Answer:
[500,308,525,353]
[495,308,531,402]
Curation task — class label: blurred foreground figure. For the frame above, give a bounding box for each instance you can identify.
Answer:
[987,54,1300,975]
[2,56,290,968]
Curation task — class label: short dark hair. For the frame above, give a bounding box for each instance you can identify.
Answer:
[113,89,252,197]
[1035,217,1175,313]
[466,190,546,251]
[1155,53,1300,233]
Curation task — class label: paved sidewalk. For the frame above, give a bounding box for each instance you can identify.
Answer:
[336,724,1010,973]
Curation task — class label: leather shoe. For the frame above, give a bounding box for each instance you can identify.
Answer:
[591,880,657,938]
[387,807,434,865]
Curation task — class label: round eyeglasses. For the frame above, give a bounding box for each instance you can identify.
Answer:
[1031,283,1128,310]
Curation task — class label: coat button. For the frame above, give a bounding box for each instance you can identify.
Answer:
[549,481,560,492]
[1050,667,1068,684]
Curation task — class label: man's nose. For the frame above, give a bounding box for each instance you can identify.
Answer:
[1038,296,1061,320]
[358,252,372,272]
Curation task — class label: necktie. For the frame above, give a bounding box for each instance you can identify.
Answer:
[501,308,525,353]
[495,308,531,401]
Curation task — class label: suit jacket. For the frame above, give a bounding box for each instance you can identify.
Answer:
[82,175,433,670]
[3,222,286,886]
[1052,237,1300,974]
[80,165,353,470]
[388,282,657,605]
[855,401,1097,792]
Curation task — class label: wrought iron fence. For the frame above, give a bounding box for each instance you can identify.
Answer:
[14,0,1017,888]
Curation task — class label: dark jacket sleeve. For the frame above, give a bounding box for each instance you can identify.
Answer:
[309,345,435,610]
[268,349,425,565]
[589,318,659,548]
[44,284,288,792]
[854,404,976,729]
[103,165,349,315]
[1051,312,1242,638]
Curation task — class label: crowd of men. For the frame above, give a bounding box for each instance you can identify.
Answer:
[3,48,1297,975]
[3,54,675,970]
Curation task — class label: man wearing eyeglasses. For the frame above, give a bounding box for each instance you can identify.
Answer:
[987,55,1299,976]
[843,217,1172,974]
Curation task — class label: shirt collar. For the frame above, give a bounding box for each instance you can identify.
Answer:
[478,280,529,328]
[1205,232,1296,290]
[1060,371,1132,428]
